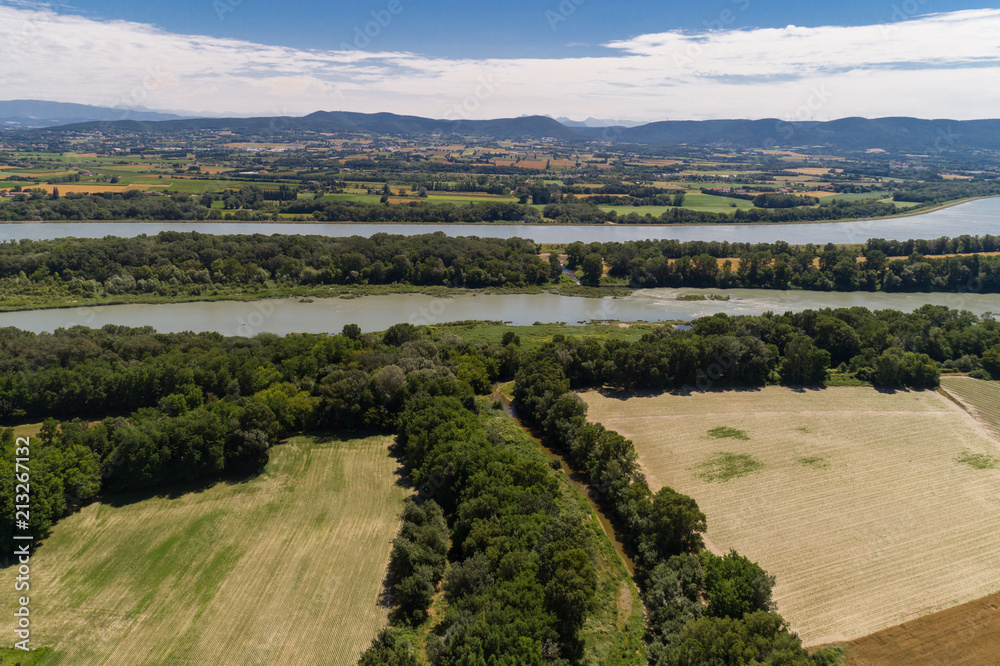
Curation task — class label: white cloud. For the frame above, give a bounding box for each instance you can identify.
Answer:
[1,3,999,121]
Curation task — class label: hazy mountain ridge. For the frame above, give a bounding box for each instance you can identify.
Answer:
[0,100,189,128]
[26,107,1000,151]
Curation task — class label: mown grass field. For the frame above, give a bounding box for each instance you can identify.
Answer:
[0,433,406,666]
[582,386,1000,646]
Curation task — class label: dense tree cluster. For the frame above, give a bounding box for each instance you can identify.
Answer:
[892,179,1000,203]
[594,235,1000,293]
[384,398,602,662]
[511,306,966,392]
[387,499,449,623]
[0,232,555,301]
[6,233,1000,312]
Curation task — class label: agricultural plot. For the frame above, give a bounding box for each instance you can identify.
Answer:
[0,434,406,666]
[582,386,1000,646]
[941,376,1000,441]
[846,591,1000,665]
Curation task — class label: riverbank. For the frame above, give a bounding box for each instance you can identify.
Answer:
[2,196,998,245]
[0,282,632,314]
[1,195,994,228]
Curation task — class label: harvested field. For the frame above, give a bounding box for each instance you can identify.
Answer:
[0,433,405,666]
[582,386,1000,646]
[846,592,1000,665]
[941,376,1000,439]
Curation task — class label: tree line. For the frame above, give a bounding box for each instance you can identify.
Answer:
[3,178,997,224]
[582,235,1000,293]
[6,232,1000,311]
[0,232,556,303]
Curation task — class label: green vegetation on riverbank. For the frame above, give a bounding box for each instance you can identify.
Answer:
[4,231,1000,314]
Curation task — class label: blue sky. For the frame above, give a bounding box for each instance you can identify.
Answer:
[2,0,1000,120]
[46,0,997,58]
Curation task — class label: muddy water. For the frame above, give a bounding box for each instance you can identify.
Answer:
[492,388,636,575]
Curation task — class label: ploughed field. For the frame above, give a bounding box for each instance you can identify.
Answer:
[0,434,405,666]
[846,591,1000,665]
[581,386,1000,647]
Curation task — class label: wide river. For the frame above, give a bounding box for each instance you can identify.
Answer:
[4,288,997,335]
[0,197,998,244]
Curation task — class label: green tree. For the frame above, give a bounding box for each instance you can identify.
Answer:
[982,344,1000,379]
[544,548,598,638]
[565,241,586,267]
[780,336,830,385]
[581,253,604,287]
[663,611,814,666]
[644,487,707,561]
[700,550,775,619]
[358,628,418,666]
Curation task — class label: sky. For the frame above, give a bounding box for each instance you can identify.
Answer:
[2,0,1000,122]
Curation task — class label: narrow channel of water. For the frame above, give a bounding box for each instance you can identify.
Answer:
[1,197,998,244]
[492,388,636,576]
[2,288,997,335]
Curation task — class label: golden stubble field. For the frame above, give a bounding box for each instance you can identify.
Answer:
[0,434,406,666]
[582,386,1000,646]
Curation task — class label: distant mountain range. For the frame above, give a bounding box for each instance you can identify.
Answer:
[0,100,188,128]
[11,103,1000,151]
[554,116,646,128]
[47,110,584,141]
[573,117,1000,152]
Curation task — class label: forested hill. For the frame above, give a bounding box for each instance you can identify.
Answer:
[573,117,1000,151]
[44,112,1000,151]
[50,112,581,141]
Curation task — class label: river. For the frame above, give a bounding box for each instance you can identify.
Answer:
[1,197,998,244]
[3,288,997,335]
